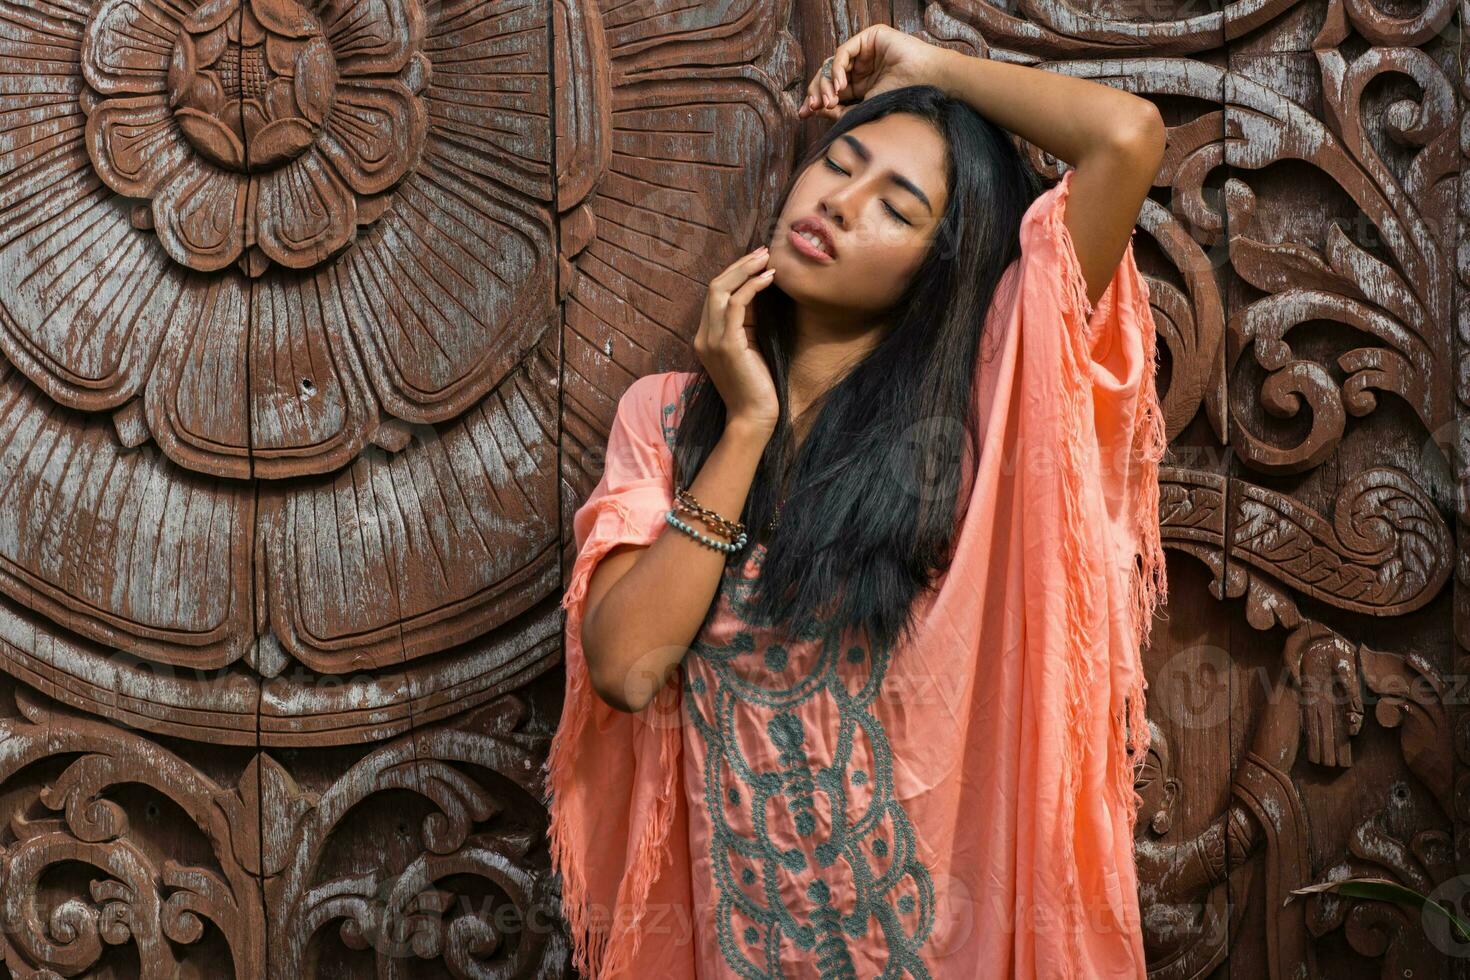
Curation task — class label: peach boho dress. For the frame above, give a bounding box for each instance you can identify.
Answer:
[546,169,1169,979]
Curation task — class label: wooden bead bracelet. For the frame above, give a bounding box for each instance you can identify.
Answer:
[666,486,747,553]
[674,487,746,539]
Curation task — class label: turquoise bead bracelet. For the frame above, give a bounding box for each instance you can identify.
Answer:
[665,509,747,553]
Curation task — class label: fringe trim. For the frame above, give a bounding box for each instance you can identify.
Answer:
[1043,169,1170,976]
[544,511,682,980]
[546,539,609,978]
[545,726,604,971]
[1120,256,1170,831]
[1042,170,1110,979]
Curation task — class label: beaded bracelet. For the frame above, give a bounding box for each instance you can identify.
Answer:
[665,509,748,553]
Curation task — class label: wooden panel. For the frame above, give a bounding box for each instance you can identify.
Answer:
[0,0,1459,975]
[0,0,569,974]
[1218,18,1459,974]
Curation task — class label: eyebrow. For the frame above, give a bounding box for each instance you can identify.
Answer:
[839,134,934,214]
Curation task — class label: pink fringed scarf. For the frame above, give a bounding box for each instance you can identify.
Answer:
[546,168,1168,978]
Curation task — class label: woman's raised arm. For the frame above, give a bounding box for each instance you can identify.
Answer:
[803,25,1166,309]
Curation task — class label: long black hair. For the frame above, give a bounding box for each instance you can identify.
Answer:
[670,84,1046,656]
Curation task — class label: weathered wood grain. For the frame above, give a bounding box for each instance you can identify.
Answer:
[260,334,561,675]
[0,0,1459,975]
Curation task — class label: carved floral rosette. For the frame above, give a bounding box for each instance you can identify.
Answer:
[5,0,557,481]
[82,0,431,277]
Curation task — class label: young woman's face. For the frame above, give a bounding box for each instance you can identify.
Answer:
[767,113,950,317]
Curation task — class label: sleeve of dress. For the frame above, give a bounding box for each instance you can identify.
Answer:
[546,370,696,980]
[563,372,680,611]
[1013,167,1169,957]
[1019,167,1169,662]
[1005,167,1171,977]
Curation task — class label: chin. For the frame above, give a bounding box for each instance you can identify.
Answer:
[787,278,865,313]
[767,254,825,305]
[770,271,822,307]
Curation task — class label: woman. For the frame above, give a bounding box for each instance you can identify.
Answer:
[548,23,1169,979]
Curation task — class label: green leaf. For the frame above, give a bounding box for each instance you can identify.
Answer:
[1291,876,1470,944]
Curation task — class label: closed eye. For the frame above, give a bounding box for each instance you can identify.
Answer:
[824,157,911,226]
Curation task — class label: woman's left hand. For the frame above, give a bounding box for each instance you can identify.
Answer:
[798,25,948,120]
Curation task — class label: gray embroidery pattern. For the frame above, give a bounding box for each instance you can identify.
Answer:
[682,546,937,978]
[659,376,936,975]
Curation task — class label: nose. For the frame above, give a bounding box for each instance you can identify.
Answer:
[818,180,856,228]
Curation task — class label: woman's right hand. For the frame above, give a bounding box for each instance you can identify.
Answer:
[694,246,780,433]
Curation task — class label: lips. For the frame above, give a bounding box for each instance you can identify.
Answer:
[789,216,837,262]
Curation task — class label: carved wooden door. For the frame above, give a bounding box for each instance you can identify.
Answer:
[0,0,1459,977]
